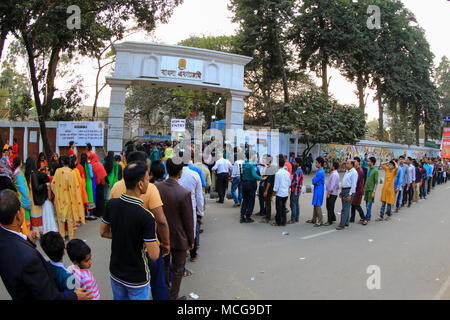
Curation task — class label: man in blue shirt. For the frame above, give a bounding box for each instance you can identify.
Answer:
[395,155,408,212]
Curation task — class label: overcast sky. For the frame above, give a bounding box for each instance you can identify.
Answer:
[10,0,450,122]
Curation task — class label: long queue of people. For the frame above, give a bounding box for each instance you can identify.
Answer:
[223,151,448,230]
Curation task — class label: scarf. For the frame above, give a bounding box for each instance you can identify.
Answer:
[89,153,107,186]
[0,156,13,179]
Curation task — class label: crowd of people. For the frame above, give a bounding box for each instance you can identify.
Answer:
[0,137,449,300]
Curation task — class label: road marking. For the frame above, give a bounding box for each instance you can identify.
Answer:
[301,230,336,240]
[434,274,450,300]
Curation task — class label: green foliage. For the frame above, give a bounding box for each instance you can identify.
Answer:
[436,56,450,118]
[279,88,366,156]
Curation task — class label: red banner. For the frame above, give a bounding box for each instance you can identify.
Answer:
[442,127,450,160]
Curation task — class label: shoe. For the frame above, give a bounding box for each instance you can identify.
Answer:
[199,229,204,234]
[395,208,399,213]
[216,200,224,203]
[345,224,349,227]
[255,212,265,217]
[233,203,240,208]
[336,226,344,230]
[246,217,254,223]
[190,255,199,262]
[240,218,246,223]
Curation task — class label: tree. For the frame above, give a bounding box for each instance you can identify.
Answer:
[290,0,351,96]
[436,56,450,118]
[279,88,366,157]
[9,0,183,164]
[230,0,298,128]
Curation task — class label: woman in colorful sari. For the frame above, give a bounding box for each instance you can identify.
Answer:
[12,157,31,235]
[0,147,16,192]
[102,151,119,203]
[69,155,87,225]
[51,155,84,240]
[88,153,106,218]
[24,157,50,233]
[80,153,96,220]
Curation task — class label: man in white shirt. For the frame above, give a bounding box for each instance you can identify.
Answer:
[231,156,244,207]
[178,162,204,262]
[337,159,358,230]
[212,152,232,204]
[272,156,291,226]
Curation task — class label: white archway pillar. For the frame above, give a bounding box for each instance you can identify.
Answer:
[106,80,130,154]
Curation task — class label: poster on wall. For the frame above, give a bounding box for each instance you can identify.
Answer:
[57,121,105,147]
[171,119,186,132]
[441,127,450,159]
[29,131,37,143]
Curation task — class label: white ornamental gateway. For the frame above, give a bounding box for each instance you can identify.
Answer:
[105,41,252,153]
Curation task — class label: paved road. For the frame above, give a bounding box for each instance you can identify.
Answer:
[1,172,449,300]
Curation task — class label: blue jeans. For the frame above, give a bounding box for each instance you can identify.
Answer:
[110,277,151,300]
[379,202,392,218]
[290,194,300,222]
[365,201,373,221]
[148,252,169,300]
[427,176,432,193]
[231,176,242,204]
[396,188,403,208]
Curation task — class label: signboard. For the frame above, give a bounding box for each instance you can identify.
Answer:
[441,127,450,159]
[57,121,105,147]
[29,131,37,143]
[171,119,186,132]
[443,116,450,122]
[160,56,203,81]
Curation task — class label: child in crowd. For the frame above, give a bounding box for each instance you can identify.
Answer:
[40,231,76,293]
[66,239,100,300]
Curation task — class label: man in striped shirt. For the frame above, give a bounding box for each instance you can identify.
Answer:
[100,161,160,300]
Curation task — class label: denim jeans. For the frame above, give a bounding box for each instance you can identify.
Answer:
[427,176,432,193]
[147,252,169,300]
[396,188,403,208]
[365,201,373,221]
[231,176,242,204]
[339,188,353,228]
[379,202,392,218]
[110,277,151,300]
[420,179,426,198]
[289,193,300,222]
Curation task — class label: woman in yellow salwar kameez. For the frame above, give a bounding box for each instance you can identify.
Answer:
[50,155,84,240]
[376,160,398,221]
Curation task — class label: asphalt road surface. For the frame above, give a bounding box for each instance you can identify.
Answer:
[1,171,449,300]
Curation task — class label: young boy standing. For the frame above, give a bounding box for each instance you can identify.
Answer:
[40,231,76,293]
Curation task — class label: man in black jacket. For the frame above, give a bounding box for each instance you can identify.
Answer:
[0,189,92,300]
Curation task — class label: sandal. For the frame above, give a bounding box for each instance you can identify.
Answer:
[362,221,368,225]
[323,222,332,226]
[183,268,193,277]
[375,217,383,221]
[313,223,322,227]
[272,223,279,226]
[306,220,314,224]
[287,221,295,224]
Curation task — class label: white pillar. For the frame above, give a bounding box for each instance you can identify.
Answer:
[106,81,130,154]
[24,127,28,160]
[224,90,248,143]
[9,126,13,145]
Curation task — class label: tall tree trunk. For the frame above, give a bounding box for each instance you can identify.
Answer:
[414,104,420,146]
[356,72,365,113]
[0,30,8,62]
[274,31,289,105]
[321,57,328,95]
[424,109,428,145]
[376,81,383,141]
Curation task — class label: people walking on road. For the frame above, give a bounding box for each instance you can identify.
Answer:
[307,157,325,227]
[377,160,398,221]
[324,161,340,226]
[363,157,378,225]
[350,157,365,224]
[336,159,358,230]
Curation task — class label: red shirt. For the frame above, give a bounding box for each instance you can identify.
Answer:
[68,148,76,156]
[284,161,292,176]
